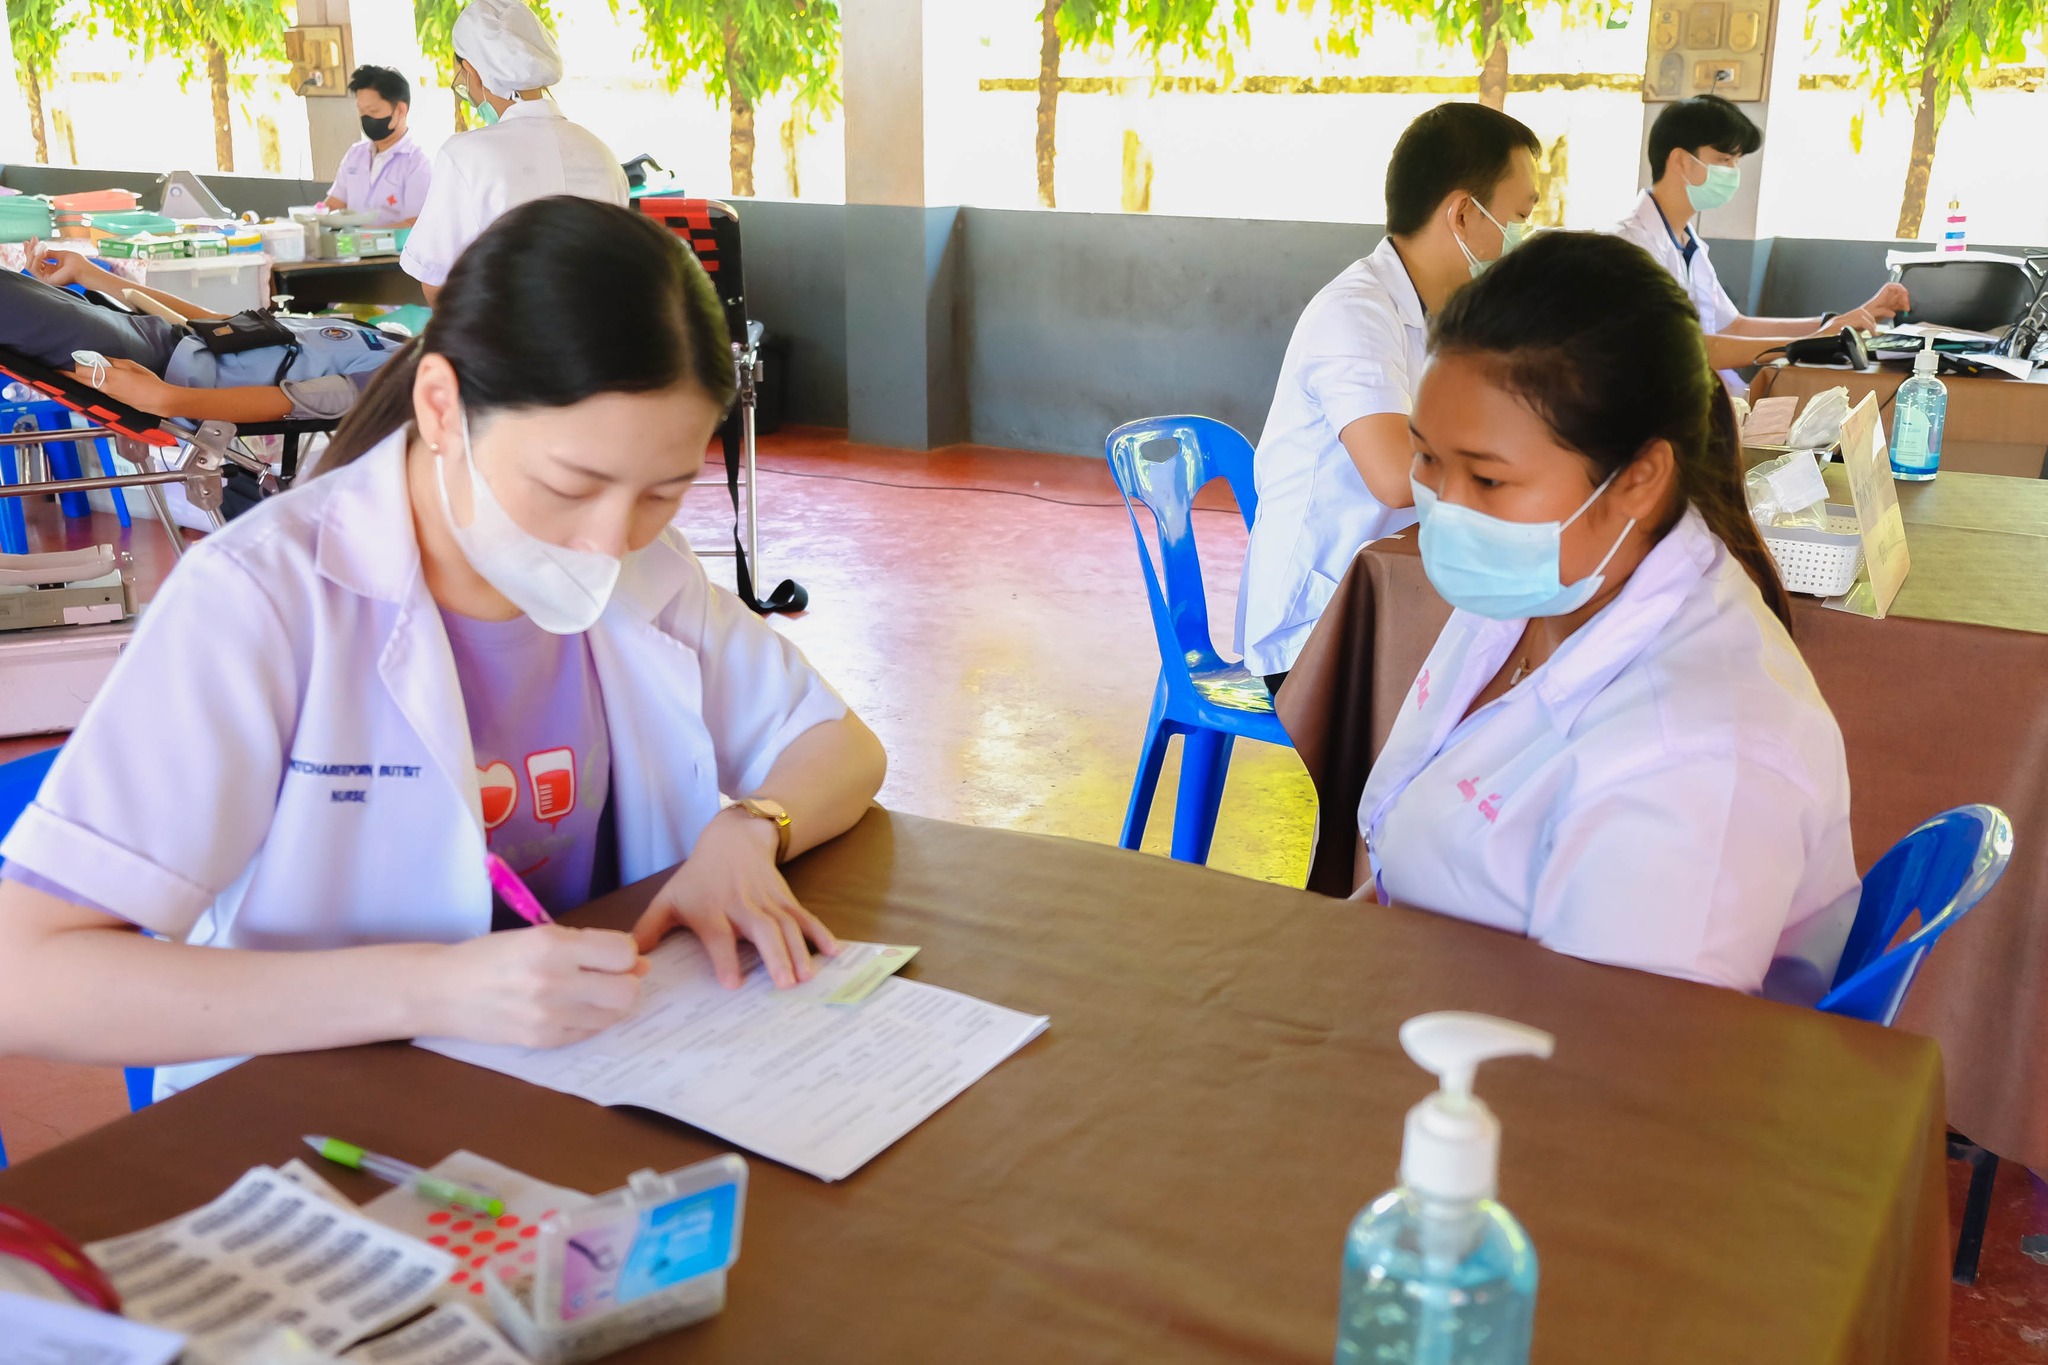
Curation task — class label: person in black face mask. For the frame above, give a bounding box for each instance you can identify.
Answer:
[318,65,433,228]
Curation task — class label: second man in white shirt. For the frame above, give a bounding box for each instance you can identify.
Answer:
[1237,103,1542,690]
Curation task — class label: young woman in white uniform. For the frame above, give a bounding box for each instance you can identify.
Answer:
[1238,103,1541,692]
[401,0,628,302]
[0,198,887,1094]
[1358,231,1857,998]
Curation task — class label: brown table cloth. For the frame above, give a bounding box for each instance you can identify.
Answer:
[1279,469,2048,1173]
[0,812,1946,1363]
[1750,363,2048,479]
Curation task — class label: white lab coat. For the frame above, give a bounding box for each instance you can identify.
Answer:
[400,99,629,287]
[1,429,847,1095]
[1236,236,1425,678]
[1612,190,1744,391]
[1357,511,1858,996]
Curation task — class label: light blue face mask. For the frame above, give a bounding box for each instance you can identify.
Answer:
[1454,198,1529,279]
[1685,157,1740,212]
[1410,473,1636,619]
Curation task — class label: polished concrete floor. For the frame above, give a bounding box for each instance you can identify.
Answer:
[1,429,2041,1356]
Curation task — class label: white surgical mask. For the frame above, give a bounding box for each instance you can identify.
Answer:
[437,411,623,634]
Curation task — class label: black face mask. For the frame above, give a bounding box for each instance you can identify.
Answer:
[360,113,395,142]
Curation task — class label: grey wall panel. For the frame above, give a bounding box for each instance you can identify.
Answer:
[1754,238,2040,318]
[727,198,850,428]
[960,207,1378,456]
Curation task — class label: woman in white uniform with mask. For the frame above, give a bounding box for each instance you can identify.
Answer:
[401,0,628,303]
[0,197,886,1095]
[1358,231,1857,999]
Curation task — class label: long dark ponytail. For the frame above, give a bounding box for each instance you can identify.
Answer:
[1430,230,1793,631]
[320,195,737,471]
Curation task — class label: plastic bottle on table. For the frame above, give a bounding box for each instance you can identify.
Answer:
[1334,1012,1553,1365]
[1890,348,1948,481]
[1940,198,1967,253]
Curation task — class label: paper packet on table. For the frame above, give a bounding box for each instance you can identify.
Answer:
[1745,449,1832,531]
[1785,387,1852,449]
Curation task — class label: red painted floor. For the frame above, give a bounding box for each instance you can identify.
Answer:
[2,429,2042,1357]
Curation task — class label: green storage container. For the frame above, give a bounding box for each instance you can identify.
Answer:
[0,196,54,243]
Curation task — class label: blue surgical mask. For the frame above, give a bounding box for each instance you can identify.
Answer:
[1453,198,1529,279]
[1410,473,1636,619]
[1685,158,1740,212]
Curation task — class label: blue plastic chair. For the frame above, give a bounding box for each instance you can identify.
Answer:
[0,747,152,1171]
[1106,416,1292,864]
[1816,803,2013,1284]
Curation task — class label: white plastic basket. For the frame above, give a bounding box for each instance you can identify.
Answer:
[1761,504,1865,597]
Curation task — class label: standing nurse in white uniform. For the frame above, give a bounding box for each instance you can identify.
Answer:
[1613,94,1908,387]
[1359,231,1857,999]
[0,198,887,1095]
[1238,103,1540,692]
[401,0,629,302]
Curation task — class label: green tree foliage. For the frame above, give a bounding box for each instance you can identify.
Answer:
[1302,0,1603,110]
[416,0,556,130]
[1034,0,1251,208]
[92,0,284,171]
[7,0,76,163]
[1832,0,2048,237]
[626,0,840,198]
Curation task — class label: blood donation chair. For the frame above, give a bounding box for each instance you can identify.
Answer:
[634,196,806,614]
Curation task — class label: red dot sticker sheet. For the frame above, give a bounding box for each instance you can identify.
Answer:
[354,1151,593,1310]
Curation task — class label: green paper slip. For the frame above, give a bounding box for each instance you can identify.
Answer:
[826,944,920,1005]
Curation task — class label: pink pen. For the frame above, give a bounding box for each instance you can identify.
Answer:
[485,852,555,926]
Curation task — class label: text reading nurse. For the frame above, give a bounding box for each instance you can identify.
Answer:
[0,198,887,1096]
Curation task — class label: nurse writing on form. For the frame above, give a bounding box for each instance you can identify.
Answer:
[1360,232,1857,999]
[0,198,886,1098]
[401,0,629,304]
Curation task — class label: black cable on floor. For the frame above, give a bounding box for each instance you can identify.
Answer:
[750,463,1243,514]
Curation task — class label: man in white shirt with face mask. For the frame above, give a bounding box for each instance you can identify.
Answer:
[1238,103,1542,693]
[1614,95,1908,387]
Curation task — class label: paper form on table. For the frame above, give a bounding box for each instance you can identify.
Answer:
[342,1302,531,1365]
[0,1290,186,1365]
[418,938,1049,1182]
[84,1166,455,1354]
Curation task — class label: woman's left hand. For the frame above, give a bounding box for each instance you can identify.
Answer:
[630,807,840,989]
[68,358,179,415]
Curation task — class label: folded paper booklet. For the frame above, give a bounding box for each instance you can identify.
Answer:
[419,939,1049,1182]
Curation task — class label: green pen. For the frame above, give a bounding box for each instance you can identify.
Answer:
[303,1135,505,1217]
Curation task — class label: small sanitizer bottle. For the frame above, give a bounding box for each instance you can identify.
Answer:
[1335,1012,1554,1365]
[1890,347,1949,481]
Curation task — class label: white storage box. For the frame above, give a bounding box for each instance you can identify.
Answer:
[124,254,271,314]
[1762,504,1866,597]
[0,618,134,737]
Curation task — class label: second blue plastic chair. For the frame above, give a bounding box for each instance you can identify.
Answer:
[0,747,153,1170]
[1106,416,1291,864]
[1815,802,2012,1284]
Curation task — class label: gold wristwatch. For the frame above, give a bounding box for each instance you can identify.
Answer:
[732,796,793,864]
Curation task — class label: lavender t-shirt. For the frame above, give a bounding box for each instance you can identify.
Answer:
[439,607,611,919]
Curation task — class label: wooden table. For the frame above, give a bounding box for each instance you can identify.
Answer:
[1278,470,2048,1174]
[1750,362,2048,479]
[270,257,424,311]
[0,812,1947,1363]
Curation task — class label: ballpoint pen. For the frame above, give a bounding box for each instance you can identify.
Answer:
[304,1135,505,1216]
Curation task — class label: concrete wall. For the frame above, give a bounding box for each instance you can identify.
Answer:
[730,198,851,429]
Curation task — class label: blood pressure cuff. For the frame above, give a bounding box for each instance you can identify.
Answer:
[189,310,301,386]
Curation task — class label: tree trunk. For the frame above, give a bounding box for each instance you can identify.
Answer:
[781,110,802,199]
[1477,0,1509,111]
[1035,0,1062,209]
[1896,57,1945,239]
[722,22,754,197]
[206,41,233,172]
[18,69,47,164]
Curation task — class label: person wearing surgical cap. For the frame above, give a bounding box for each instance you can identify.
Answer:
[399,0,628,301]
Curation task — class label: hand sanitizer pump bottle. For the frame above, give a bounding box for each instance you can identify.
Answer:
[1335,1012,1554,1365]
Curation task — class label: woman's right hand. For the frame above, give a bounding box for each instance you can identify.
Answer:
[427,925,647,1048]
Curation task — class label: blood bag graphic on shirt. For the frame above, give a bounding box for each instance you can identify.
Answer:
[478,761,518,830]
[527,748,577,827]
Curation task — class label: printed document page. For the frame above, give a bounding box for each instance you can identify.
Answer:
[420,939,1049,1182]
[85,1166,455,1354]
[0,1291,185,1365]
